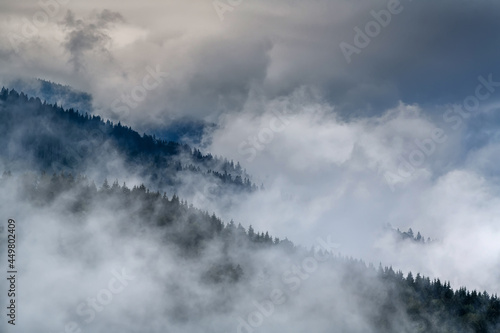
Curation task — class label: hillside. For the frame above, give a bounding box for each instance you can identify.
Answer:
[0,88,256,197]
[0,171,499,332]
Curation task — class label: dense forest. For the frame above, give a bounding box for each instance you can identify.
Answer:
[1,171,499,333]
[0,88,256,194]
[7,78,93,114]
[1,86,499,332]
[385,224,434,244]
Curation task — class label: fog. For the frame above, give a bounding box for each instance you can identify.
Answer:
[0,172,431,333]
[1,0,500,332]
[1,0,500,129]
[205,88,500,294]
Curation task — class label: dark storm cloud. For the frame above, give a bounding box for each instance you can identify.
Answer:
[341,0,500,112]
[161,0,500,119]
[1,0,500,123]
[292,0,500,115]
[60,9,124,72]
[183,36,273,118]
[2,1,500,324]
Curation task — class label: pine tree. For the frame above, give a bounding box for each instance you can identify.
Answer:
[101,178,110,190]
[248,225,255,240]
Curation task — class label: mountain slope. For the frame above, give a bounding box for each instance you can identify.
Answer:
[1,171,499,333]
[0,87,256,196]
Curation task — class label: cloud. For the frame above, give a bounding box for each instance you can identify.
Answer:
[1,0,500,318]
[0,172,433,333]
[59,9,124,72]
[203,87,500,295]
[0,0,499,130]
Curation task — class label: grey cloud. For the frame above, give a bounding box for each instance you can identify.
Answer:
[60,9,124,72]
[2,0,500,305]
[0,0,498,128]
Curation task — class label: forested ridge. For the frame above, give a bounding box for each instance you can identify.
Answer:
[1,86,499,332]
[0,87,256,192]
[1,171,499,333]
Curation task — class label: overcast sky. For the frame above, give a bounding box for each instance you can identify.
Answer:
[2,0,500,293]
[2,0,500,125]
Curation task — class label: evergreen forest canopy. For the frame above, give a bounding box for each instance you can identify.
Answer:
[0,87,257,194]
[0,86,499,333]
[0,171,499,332]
